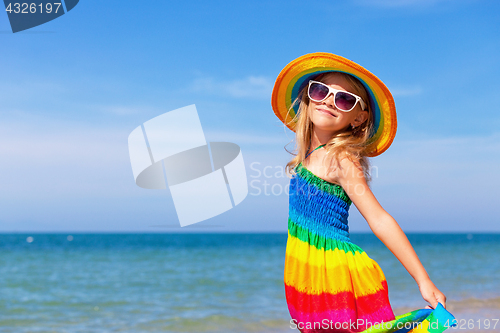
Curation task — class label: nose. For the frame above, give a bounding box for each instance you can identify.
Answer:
[323,92,336,108]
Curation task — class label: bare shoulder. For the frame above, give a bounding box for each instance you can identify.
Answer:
[333,154,387,229]
[324,152,365,184]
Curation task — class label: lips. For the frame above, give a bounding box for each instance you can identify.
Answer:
[316,108,336,117]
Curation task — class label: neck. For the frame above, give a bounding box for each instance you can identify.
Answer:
[310,127,335,148]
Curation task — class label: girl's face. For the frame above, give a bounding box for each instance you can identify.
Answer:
[307,73,369,135]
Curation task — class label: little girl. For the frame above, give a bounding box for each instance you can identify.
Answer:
[271,53,456,333]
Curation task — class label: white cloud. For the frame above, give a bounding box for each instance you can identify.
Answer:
[191,76,274,100]
[0,119,130,198]
[2,112,498,231]
[373,133,500,190]
[97,106,141,116]
[95,104,164,116]
[363,132,500,231]
[204,130,290,145]
[0,115,293,231]
[0,79,67,104]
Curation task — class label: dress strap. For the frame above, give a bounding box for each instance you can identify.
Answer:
[305,144,326,159]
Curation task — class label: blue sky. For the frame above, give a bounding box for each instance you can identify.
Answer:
[1,0,499,232]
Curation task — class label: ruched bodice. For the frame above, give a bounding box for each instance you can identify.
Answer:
[289,162,351,243]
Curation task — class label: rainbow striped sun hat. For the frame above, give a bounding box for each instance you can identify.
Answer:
[271,52,397,157]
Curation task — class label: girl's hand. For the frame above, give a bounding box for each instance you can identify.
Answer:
[418,279,447,309]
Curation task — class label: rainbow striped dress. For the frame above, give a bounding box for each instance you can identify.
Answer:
[284,160,456,333]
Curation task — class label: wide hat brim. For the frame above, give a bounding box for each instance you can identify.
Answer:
[271,52,397,157]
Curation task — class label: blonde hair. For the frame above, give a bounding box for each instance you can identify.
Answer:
[284,72,374,184]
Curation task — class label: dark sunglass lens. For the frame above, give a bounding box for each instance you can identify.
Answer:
[335,92,356,111]
[309,83,329,101]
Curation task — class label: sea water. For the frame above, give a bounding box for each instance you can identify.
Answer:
[0,233,499,333]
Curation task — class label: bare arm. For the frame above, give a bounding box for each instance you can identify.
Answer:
[335,156,447,309]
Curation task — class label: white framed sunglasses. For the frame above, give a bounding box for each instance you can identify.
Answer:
[307,80,367,112]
